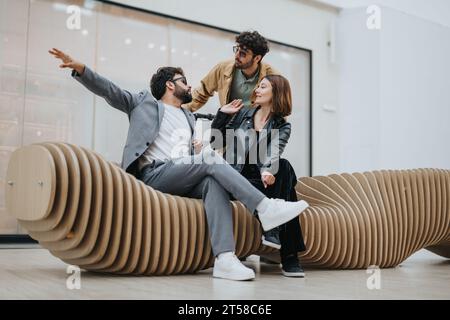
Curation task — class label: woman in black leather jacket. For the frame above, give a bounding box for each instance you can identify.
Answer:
[210,74,306,277]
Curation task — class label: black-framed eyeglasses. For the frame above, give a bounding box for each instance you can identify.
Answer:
[233,45,253,59]
[171,76,187,85]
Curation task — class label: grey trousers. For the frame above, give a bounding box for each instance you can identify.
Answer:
[139,148,266,256]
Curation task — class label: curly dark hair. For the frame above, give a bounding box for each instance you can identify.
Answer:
[150,66,184,99]
[235,31,269,57]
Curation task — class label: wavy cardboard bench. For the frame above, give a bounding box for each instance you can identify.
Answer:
[5,143,449,274]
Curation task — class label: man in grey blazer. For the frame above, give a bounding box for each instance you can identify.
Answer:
[49,48,309,281]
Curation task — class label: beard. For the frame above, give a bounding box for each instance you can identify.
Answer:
[235,58,254,70]
[174,85,192,104]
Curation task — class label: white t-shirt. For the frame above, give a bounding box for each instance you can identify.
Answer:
[139,103,192,170]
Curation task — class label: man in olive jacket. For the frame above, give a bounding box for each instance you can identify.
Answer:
[184,31,278,112]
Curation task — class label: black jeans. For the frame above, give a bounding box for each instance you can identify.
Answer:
[240,159,306,258]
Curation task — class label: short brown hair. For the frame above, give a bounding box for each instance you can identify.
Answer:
[264,74,292,117]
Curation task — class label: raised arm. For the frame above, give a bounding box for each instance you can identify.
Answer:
[49,48,145,115]
[210,99,244,149]
[183,62,222,112]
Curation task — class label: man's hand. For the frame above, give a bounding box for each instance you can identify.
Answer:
[261,171,275,188]
[193,139,203,154]
[48,48,85,75]
[219,99,244,115]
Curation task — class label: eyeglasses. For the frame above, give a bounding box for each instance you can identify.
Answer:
[233,45,253,59]
[171,76,187,85]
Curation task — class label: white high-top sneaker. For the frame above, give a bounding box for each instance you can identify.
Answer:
[213,252,255,281]
[258,199,309,231]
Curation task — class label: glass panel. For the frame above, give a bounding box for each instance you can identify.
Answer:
[23,0,97,147]
[0,0,97,234]
[0,0,28,234]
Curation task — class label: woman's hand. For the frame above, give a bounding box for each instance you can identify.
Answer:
[219,99,244,114]
[193,139,203,154]
[261,171,276,188]
[48,48,85,75]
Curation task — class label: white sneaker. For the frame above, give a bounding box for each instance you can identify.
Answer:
[258,199,309,231]
[213,252,255,281]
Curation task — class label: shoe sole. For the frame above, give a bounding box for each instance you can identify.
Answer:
[262,200,309,231]
[282,270,305,278]
[213,271,255,281]
[261,236,281,249]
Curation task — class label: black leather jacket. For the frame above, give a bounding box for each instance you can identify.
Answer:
[210,106,291,175]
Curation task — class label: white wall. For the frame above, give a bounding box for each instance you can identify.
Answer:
[315,0,450,28]
[111,0,341,176]
[379,8,450,170]
[336,8,381,173]
[337,6,450,172]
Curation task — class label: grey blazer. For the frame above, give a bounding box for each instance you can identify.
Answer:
[72,66,196,176]
[210,106,291,175]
